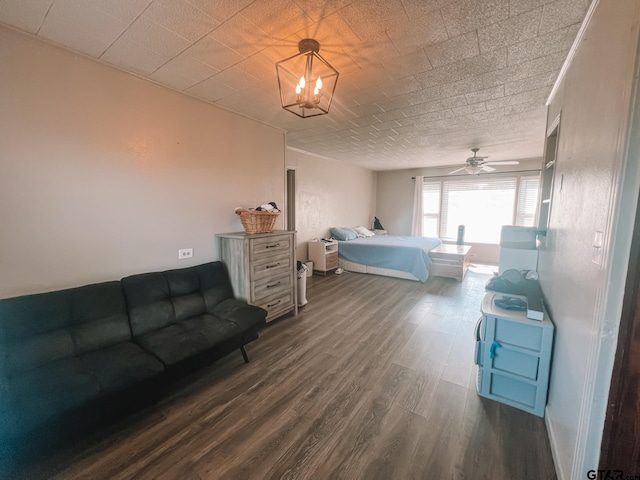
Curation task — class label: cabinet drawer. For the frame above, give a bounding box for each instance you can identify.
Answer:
[494,317,543,351]
[489,373,537,408]
[252,253,292,280]
[430,256,464,266]
[326,251,339,269]
[252,272,292,302]
[430,263,463,278]
[255,290,294,321]
[492,347,540,380]
[250,235,291,259]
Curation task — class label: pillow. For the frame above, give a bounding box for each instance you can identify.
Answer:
[353,226,375,237]
[330,227,358,241]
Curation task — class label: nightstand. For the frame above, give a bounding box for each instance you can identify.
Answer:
[308,240,339,275]
[475,291,554,417]
[428,244,472,281]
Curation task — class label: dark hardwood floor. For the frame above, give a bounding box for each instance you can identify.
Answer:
[11,266,557,479]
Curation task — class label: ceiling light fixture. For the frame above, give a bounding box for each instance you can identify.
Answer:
[276,39,339,118]
[465,165,483,175]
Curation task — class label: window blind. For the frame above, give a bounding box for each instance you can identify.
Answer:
[516,176,541,226]
[441,177,517,243]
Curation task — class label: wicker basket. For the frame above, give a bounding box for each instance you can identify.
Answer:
[235,208,279,234]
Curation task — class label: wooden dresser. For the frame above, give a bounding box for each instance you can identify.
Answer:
[217,231,297,322]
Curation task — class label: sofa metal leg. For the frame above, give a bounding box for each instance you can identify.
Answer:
[240,345,249,363]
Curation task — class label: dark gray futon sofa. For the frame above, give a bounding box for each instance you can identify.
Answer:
[0,261,266,456]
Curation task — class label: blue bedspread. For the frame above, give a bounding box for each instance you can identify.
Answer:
[337,235,442,282]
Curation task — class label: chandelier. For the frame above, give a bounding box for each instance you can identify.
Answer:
[276,39,339,118]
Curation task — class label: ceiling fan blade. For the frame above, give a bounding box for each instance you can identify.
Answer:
[484,160,520,166]
[448,167,467,175]
[481,165,496,172]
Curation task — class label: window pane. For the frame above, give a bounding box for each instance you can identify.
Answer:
[422,182,440,215]
[441,178,517,243]
[516,175,541,226]
[422,216,438,237]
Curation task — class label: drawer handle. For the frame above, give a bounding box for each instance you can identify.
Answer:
[266,262,281,269]
[267,299,282,308]
[266,281,281,289]
[266,243,281,249]
[489,341,501,359]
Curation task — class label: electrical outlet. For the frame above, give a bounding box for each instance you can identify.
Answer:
[178,248,193,259]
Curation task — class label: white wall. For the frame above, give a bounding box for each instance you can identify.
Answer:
[0,26,286,298]
[375,159,541,264]
[539,1,640,479]
[286,148,376,261]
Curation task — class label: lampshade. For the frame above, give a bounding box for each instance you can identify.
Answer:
[276,39,339,118]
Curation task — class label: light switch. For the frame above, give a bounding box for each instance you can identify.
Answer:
[592,231,603,265]
[593,231,604,248]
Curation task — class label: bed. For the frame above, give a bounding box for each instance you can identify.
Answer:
[334,231,442,282]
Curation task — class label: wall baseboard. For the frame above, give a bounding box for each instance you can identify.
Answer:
[545,409,567,480]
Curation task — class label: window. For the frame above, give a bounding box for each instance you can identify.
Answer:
[422,173,540,243]
[516,176,541,227]
[442,177,517,243]
[422,182,440,237]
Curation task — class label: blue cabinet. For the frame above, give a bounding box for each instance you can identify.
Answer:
[474,292,554,417]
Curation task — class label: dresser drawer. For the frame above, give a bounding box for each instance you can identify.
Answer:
[251,253,292,280]
[255,290,294,321]
[250,235,292,259]
[252,271,293,302]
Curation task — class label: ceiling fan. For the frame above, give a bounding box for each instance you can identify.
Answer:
[448,148,520,175]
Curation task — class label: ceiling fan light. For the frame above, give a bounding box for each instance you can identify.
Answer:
[465,165,483,175]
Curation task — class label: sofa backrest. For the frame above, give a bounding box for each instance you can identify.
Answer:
[122,261,234,338]
[71,282,131,354]
[0,281,130,378]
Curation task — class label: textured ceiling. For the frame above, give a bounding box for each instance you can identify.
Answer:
[0,0,590,170]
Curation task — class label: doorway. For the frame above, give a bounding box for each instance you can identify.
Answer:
[599,188,640,471]
[286,168,296,231]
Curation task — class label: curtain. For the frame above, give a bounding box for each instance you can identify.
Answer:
[411,176,424,236]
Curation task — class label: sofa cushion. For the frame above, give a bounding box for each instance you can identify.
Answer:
[0,289,70,341]
[122,272,176,337]
[213,298,267,335]
[0,281,132,377]
[79,342,164,396]
[181,314,243,345]
[70,282,131,354]
[0,289,73,376]
[164,267,206,321]
[171,292,206,322]
[195,262,234,310]
[2,358,102,435]
[5,328,74,377]
[134,314,241,367]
